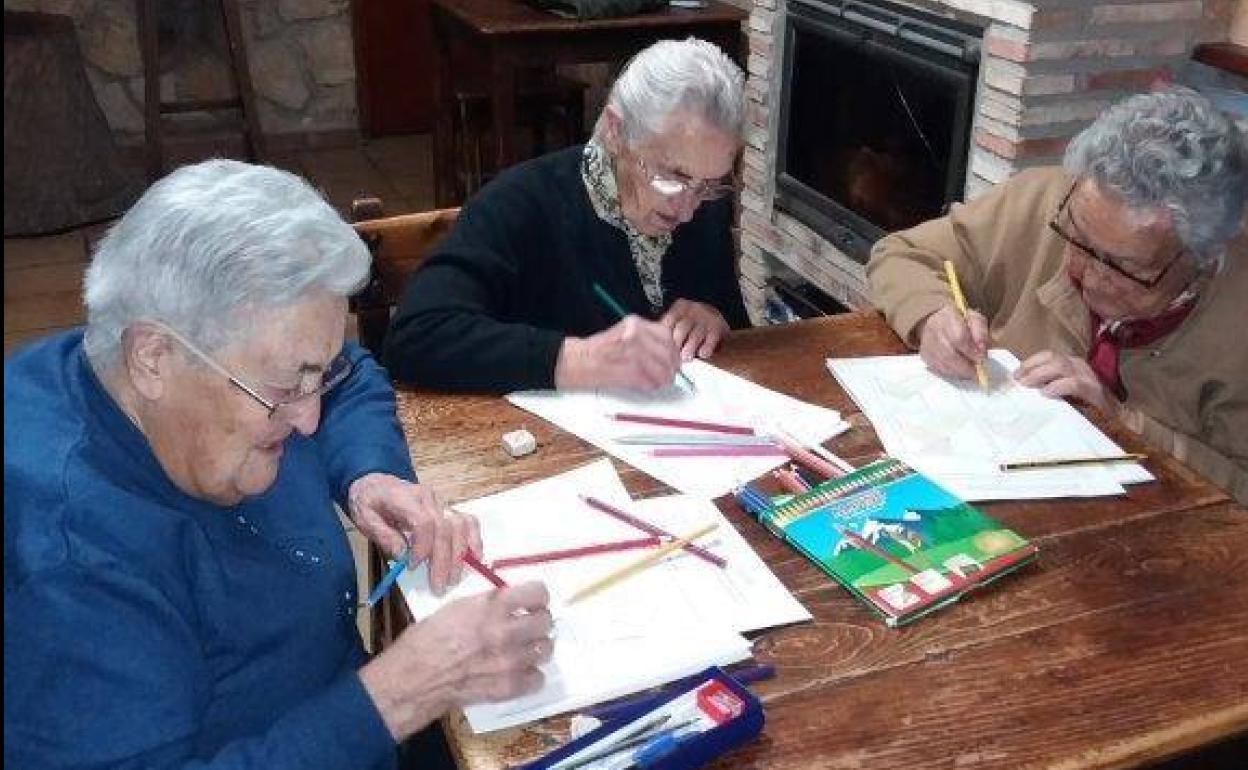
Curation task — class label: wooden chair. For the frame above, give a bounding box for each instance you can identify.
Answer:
[349,196,458,651]
[349,197,459,360]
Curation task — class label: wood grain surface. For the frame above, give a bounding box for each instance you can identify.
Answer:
[392,312,1247,770]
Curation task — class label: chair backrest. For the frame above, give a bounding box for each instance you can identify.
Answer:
[349,197,459,359]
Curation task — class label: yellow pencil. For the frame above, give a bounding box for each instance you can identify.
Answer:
[999,453,1147,471]
[566,523,719,605]
[943,260,989,390]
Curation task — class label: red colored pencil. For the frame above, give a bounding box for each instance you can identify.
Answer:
[770,431,844,480]
[490,536,662,569]
[771,468,809,494]
[835,526,918,575]
[462,551,509,588]
[579,495,727,569]
[609,412,755,436]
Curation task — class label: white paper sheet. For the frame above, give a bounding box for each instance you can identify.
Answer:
[505,359,850,498]
[396,459,806,732]
[826,350,1153,500]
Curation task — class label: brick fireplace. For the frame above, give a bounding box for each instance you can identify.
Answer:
[738,0,1236,322]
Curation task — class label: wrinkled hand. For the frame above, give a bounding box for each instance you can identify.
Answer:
[347,473,482,594]
[554,315,680,390]
[660,299,729,361]
[359,582,553,741]
[1014,350,1113,413]
[917,305,990,381]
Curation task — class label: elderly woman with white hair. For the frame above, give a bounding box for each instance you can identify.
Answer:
[4,160,553,768]
[868,87,1248,502]
[385,37,749,392]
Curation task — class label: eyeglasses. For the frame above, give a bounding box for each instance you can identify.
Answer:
[1049,183,1184,291]
[634,154,736,201]
[157,324,353,424]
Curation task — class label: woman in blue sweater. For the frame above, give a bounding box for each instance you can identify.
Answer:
[4,160,553,768]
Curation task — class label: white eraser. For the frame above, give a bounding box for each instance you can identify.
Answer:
[501,429,537,458]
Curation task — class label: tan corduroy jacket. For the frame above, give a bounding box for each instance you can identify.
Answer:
[868,166,1248,504]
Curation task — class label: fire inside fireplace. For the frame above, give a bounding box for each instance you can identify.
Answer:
[775,0,981,262]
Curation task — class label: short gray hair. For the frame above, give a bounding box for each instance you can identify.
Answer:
[1064,87,1248,267]
[83,159,370,369]
[594,37,745,146]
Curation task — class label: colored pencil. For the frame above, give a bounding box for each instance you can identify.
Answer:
[613,433,777,446]
[806,443,856,474]
[649,446,790,458]
[769,430,844,479]
[609,412,755,436]
[999,453,1146,471]
[462,550,509,588]
[365,544,411,608]
[591,282,695,392]
[490,536,662,569]
[567,523,718,605]
[835,526,919,575]
[580,495,727,568]
[771,467,809,494]
[943,260,989,390]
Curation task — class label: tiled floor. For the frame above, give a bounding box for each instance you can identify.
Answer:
[4,132,435,649]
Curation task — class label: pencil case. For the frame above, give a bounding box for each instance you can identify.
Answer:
[518,666,765,770]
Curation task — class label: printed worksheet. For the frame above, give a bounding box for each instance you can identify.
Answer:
[397,459,807,732]
[827,350,1152,500]
[506,359,850,498]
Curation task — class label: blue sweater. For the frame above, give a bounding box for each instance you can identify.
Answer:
[4,331,415,769]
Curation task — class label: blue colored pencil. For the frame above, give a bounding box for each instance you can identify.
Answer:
[365,545,412,608]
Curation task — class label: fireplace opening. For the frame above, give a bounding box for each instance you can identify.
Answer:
[775,0,981,262]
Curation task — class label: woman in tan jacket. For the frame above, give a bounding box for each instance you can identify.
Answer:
[868,88,1248,502]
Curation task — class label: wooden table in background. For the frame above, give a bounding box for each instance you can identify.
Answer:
[393,312,1248,770]
[429,0,747,206]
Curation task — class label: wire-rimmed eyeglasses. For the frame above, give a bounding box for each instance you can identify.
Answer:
[157,323,353,424]
[634,154,737,201]
[1048,183,1185,291]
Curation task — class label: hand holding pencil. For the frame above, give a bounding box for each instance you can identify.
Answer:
[916,263,991,387]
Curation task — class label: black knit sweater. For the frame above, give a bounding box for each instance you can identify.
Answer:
[383,145,749,392]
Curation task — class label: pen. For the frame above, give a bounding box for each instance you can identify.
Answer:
[555,713,675,770]
[943,260,989,390]
[999,453,1146,471]
[365,544,411,608]
[591,282,696,392]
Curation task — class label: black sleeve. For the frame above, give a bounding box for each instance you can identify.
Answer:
[382,174,566,392]
[667,198,751,329]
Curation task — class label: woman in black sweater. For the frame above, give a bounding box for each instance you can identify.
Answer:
[384,37,749,392]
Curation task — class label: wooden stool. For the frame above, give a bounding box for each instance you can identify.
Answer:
[135,0,265,181]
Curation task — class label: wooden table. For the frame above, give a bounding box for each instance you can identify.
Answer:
[393,313,1248,770]
[429,0,748,206]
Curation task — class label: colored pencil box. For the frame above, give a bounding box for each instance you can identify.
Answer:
[518,666,765,770]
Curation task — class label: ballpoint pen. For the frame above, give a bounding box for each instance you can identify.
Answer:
[365,542,412,608]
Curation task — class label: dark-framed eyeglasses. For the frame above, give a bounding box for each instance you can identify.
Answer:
[1048,182,1185,291]
[157,323,353,424]
[634,154,737,201]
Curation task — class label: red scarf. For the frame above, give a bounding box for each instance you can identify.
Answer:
[1086,300,1194,401]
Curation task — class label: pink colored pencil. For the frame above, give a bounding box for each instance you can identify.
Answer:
[771,468,809,494]
[462,551,509,588]
[491,536,662,569]
[770,432,844,479]
[609,412,755,436]
[649,446,789,458]
[580,495,727,569]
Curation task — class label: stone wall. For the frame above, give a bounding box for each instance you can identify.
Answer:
[3,0,357,142]
[738,0,1236,322]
